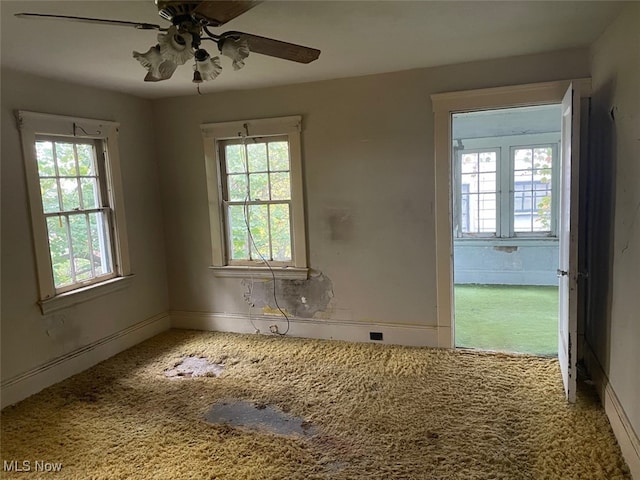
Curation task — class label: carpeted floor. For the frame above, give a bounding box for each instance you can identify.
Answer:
[0,329,631,479]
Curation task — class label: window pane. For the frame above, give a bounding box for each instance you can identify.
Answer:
[60,178,80,211]
[40,178,60,213]
[514,148,534,171]
[225,145,246,173]
[249,173,269,201]
[478,173,496,193]
[69,214,92,281]
[477,193,496,233]
[228,205,249,260]
[227,174,248,201]
[462,193,497,234]
[458,150,497,236]
[76,144,96,175]
[36,141,56,177]
[513,146,554,233]
[81,178,99,209]
[460,192,470,233]
[534,168,552,184]
[534,147,553,169]
[478,152,496,172]
[268,142,289,171]
[270,172,290,200]
[461,153,478,174]
[533,196,552,231]
[247,143,268,172]
[89,212,112,276]
[46,216,72,288]
[270,204,291,261]
[55,142,77,176]
[249,204,270,260]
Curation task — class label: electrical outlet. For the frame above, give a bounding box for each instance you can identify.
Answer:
[269,325,279,334]
[369,332,383,341]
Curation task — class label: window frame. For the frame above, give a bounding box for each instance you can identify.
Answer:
[17,111,132,313]
[453,133,560,240]
[219,135,294,267]
[201,116,308,279]
[454,147,501,238]
[509,143,559,237]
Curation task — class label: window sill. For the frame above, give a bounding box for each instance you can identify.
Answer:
[38,275,134,315]
[454,237,558,247]
[210,266,308,280]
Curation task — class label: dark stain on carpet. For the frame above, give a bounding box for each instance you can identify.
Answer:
[204,399,317,437]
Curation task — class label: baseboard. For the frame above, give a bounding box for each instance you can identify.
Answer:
[0,312,171,409]
[584,344,640,479]
[170,310,440,348]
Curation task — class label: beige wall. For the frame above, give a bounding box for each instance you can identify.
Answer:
[1,69,169,382]
[154,47,590,339]
[587,1,640,448]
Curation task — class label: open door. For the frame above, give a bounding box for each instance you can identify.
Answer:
[558,83,581,403]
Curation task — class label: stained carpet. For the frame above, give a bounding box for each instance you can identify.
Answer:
[0,329,631,479]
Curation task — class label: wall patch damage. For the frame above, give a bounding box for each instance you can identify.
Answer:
[243,271,334,319]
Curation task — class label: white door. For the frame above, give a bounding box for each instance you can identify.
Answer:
[558,83,581,403]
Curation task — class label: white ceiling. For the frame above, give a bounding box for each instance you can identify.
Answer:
[0,1,625,99]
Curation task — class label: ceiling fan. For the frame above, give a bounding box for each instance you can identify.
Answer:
[15,1,321,84]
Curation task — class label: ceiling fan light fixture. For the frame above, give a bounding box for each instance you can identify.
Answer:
[158,25,193,65]
[194,49,222,81]
[220,37,250,71]
[15,3,321,87]
[133,44,177,81]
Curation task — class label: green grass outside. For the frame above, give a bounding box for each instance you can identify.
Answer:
[454,284,558,356]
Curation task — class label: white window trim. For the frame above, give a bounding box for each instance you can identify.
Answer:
[39,275,134,315]
[17,111,132,313]
[431,79,591,348]
[201,115,308,279]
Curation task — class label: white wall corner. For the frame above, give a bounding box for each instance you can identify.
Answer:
[584,344,640,479]
[170,310,439,348]
[0,312,171,409]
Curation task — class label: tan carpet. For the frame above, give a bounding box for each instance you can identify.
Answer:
[0,329,631,479]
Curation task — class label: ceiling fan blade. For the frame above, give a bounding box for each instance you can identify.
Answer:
[221,31,320,64]
[192,1,263,27]
[14,13,162,30]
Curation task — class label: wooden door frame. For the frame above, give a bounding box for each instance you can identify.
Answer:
[430,79,591,348]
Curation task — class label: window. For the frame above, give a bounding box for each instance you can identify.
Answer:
[35,137,114,290]
[18,112,131,313]
[512,147,553,232]
[220,137,293,263]
[458,150,498,235]
[202,116,307,279]
[454,142,557,238]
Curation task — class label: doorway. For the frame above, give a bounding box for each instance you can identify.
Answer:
[451,105,561,355]
[432,80,587,401]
